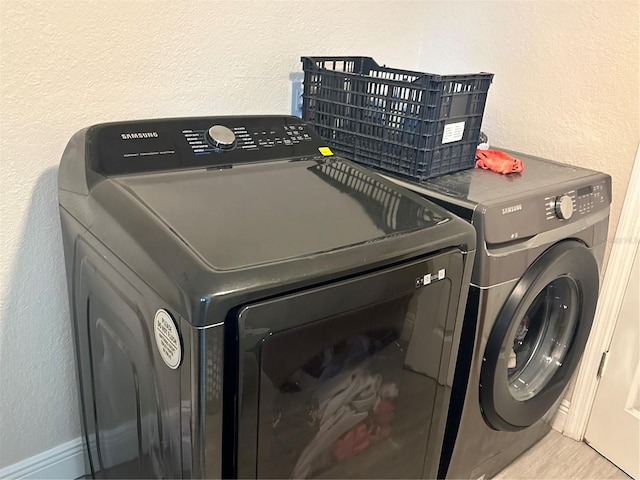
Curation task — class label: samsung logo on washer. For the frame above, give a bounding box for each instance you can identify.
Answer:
[121,132,159,140]
[502,204,523,215]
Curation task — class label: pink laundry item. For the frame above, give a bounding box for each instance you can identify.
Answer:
[330,423,371,462]
[368,398,394,443]
[372,397,396,426]
[329,396,397,461]
[475,149,524,174]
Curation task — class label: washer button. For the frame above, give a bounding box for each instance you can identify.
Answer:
[555,195,574,220]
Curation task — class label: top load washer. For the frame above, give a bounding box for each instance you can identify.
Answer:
[387,152,611,479]
[58,115,476,479]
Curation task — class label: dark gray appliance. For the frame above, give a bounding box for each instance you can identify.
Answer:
[57,116,476,479]
[387,153,611,479]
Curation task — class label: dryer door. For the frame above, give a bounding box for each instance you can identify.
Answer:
[480,241,599,431]
[234,250,465,479]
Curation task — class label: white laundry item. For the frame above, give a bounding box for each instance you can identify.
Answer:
[291,369,386,478]
[351,374,381,413]
[315,368,360,406]
[509,349,517,369]
[320,372,363,423]
[291,406,368,479]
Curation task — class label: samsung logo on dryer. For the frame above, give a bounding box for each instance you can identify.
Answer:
[501,204,523,215]
[121,132,159,140]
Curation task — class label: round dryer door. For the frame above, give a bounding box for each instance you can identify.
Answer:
[480,240,599,431]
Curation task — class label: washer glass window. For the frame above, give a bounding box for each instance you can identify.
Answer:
[507,276,580,401]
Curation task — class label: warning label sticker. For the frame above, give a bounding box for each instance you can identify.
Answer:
[154,309,182,369]
[319,146,334,156]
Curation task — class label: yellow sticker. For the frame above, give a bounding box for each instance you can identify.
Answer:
[318,147,333,156]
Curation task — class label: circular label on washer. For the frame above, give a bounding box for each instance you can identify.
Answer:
[154,309,182,369]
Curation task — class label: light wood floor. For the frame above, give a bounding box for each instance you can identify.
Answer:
[494,429,631,479]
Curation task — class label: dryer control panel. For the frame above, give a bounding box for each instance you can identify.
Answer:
[184,122,316,155]
[86,116,332,177]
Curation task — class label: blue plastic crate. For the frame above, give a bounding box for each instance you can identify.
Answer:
[301,56,493,180]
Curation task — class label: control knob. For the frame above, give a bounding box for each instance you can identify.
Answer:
[555,195,574,220]
[207,125,236,150]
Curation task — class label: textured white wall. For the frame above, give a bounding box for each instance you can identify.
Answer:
[417,1,639,253]
[1,0,638,471]
[0,0,429,468]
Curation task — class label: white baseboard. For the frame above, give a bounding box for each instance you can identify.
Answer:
[0,437,86,480]
[551,398,571,433]
[0,417,152,479]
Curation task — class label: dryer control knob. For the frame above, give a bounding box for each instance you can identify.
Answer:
[555,195,574,220]
[207,125,236,150]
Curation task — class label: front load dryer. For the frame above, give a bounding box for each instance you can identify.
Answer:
[58,116,476,479]
[388,152,611,479]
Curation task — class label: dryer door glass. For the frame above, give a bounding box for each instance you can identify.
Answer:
[479,241,600,431]
[235,251,465,479]
[507,276,580,401]
[257,295,435,479]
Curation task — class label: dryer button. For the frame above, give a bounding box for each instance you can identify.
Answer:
[207,125,236,150]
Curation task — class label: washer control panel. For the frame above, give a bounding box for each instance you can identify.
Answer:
[483,177,610,245]
[545,181,606,221]
[575,182,607,215]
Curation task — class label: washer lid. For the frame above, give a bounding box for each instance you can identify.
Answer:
[115,157,450,270]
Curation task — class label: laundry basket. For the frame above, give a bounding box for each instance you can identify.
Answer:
[301,56,493,180]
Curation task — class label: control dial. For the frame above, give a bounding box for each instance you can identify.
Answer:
[207,125,236,150]
[555,195,574,220]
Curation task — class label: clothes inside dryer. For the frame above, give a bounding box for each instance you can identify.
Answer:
[254,288,449,479]
[269,333,401,479]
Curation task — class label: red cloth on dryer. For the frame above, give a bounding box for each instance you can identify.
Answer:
[475,149,524,174]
